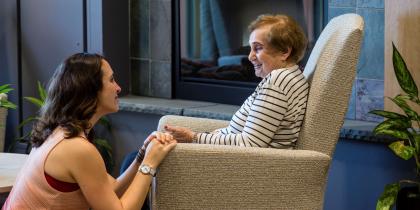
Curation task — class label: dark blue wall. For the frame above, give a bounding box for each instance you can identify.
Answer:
[325,139,415,209]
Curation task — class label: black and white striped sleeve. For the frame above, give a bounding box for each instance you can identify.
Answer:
[196,83,287,147]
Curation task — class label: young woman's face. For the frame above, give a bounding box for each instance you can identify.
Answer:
[96,59,121,115]
[248,26,290,78]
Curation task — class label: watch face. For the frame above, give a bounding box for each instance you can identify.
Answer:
[141,166,151,174]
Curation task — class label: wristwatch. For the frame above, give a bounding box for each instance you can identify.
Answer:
[138,164,156,177]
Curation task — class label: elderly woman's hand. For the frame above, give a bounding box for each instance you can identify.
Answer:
[164,125,196,143]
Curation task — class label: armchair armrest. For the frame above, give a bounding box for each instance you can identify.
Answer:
[157,115,230,133]
[151,143,330,210]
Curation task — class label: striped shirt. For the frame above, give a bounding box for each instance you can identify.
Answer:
[196,65,309,149]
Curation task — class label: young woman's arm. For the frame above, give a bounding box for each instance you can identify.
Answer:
[66,137,175,210]
[109,132,174,197]
[107,159,140,198]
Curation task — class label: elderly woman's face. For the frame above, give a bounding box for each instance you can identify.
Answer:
[248,26,290,78]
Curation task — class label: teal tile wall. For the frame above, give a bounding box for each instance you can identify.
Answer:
[355,78,384,121]
[151,61,172,98]
[357,0,384,8]
[328,7,356,21]
[131,59,151,96]
[130,0,149,58]
[357,8,384,79]
[329,0,357,7]
[329,0,384,122]
[129,0,172,99]
[150,0,172,61]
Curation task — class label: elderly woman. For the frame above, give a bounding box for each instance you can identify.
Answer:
[165,14,309,149]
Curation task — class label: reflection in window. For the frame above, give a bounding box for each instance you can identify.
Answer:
[179,0,318,86]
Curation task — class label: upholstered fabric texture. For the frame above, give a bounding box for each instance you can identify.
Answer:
[298,13,364,157]
[152,143,330,209]
[152,13,364,210]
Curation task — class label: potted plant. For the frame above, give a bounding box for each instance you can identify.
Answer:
[0,84,17,151]
[8,81,115,172]
[371,43,420,210]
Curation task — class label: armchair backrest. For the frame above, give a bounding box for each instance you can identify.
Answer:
[296,14,364,157]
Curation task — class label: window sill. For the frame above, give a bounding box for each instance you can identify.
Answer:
[119,95,391,143]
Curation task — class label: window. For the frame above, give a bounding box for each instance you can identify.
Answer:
[174,0,327,105]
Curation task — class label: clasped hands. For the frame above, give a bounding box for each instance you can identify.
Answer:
[140,125,195,153]
[137,131,177,166]
[138,126,196,167]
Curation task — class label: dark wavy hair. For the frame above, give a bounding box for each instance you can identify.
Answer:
[31,53,104,147]
[248,14,308,63]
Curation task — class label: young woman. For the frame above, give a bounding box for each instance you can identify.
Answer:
[3,53,176,210]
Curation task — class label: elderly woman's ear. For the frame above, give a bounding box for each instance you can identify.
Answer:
[279,47,292,61]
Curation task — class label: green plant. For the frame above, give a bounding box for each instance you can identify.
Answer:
[9,81,114,172]
[370,43,420,210]
[0,84,17,110]
[0,84,16,151]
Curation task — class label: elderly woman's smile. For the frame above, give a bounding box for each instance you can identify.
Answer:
[248,26,292,78]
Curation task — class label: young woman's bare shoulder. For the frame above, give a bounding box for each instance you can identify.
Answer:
[55,137,103,165]
[45,136,104,183]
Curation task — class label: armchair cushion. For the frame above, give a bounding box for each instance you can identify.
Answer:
[157,115,229,134]
[152,143,330,210]
[154,115,330,209]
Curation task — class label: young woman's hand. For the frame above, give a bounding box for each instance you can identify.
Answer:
[137,131,175,161]
[142,136,177,169]
[164,125,195,143]
[154,131,175,144]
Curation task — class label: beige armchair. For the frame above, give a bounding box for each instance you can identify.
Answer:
[151,14,364,210]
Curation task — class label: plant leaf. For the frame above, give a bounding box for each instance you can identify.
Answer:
[94,138,114,173]
[24,96,44,108]
[409,95,420,105]
[373,119,411,133]
[375,129,410,140]
[16,133,31,142]
[98,117,111,131]
[0,84,13,93]
[0,88,13,94]
[369,110,407,120]
[414,134,420,154]
[376,182,400,210]
[389,95,420,121]
[0,100,17,109]
[0,84,9,91]
[402,93,420,112]
[17,116,38,129]
[94,138,112,150]
[393,43,418,98]
[37,81,47,101]
[0,84,16,109]
[388,141,415,160]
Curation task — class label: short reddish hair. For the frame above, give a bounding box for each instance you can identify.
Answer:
[248,14,308,63]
